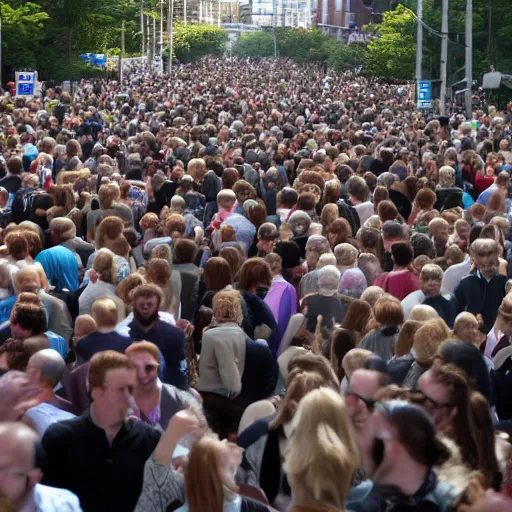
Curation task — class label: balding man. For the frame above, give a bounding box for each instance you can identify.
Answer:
[23,349,75,434]
[49,217,95,268]
[14,266,73,343]
[0,422,81,510]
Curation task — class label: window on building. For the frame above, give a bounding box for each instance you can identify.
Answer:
[335,0,343,11]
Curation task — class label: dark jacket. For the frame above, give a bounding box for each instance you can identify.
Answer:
[454,272,507,331]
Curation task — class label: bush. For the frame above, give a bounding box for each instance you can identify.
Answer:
[234,31,275,58]
[170,23,228,62]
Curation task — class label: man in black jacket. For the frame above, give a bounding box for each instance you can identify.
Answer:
[41,350,161,512]
[455,239,507,332]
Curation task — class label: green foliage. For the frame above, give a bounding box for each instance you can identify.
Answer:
[233,28,365,73]
[364,4,416,79]
[171,23,228,62]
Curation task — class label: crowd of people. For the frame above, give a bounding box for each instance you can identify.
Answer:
[0,55,512,511]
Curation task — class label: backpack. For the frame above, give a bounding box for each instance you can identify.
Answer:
[11,187,39,224]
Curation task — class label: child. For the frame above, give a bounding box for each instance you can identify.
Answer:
[207,189,237,231]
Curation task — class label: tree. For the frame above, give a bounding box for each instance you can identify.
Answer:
[171,24,228,62]
[364,4,416,80]
[0,2,49,71]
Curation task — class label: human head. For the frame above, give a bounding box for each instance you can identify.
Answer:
[334,242,358,269]
[453,312,479,344]
[212,289,243,326]
[381,221,408,252]
[438,165,456,188]
[218,246,245,280]
[73,314,97,346]
[470,238,499,280]
[394,320,422,357]
[10,301,46,340]
[412,318,450,367]
[0,422,43,506]
[357,253,382,286]
[368,401,450,491]
[125,341,160,390]
[237,257,272,292]
[419,264,443,297]
[305,235,331,270]
[13,267,41,295]
[26,348,65,389]
[328,218,352,248]
[49,217,76,244]
[264,252,282,277]
[172,238,198,264]
[131,284,163,327]
[115,273,146,309]
[409,304,439,322]
[341,299,373,335]
[360,286,386,310]
[357,227,384,260]
[91,297,118,330]
[347,176,370,203]
[216,189,236,209]
[374,296,404,328]
[318,265,341,297]
[203,257,233,291]
[88,350,135,425]
[93,248,117,285]
[331,328,356,381]
[284,388,360,510]
[4,232,29,261]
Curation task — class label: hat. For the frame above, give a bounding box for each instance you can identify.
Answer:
[23,143,38,161]
[258,222,279,241]
[338,268,367,297]
[318,265,341,296]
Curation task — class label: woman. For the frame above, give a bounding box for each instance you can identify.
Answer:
[78,248,122,319]
[330,328,356,382]
[237,258,277,352]
[264,253,297,356]
[284,387,360,512]
[327,218,353,249]
[414,363,498,488]
[125,341,199,431]
[340,299,373,345]
[135,410,268,512]
[146,258,177,317]
[387,319,422,385]
[219,246,245,283]
[236,359,338,510]
[359,297,403,361]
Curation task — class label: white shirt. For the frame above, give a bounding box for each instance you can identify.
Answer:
[78,280,117,316]
[354,201,374,226]
[441,256,471,295]
[24,403,75,436]
[401,290,426,320]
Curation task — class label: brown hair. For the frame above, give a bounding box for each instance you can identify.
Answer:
[97,216,124,248]
[131,283,164,308]
[91,298,118,328]
[203,257,232,291]
[5,231,29,260]
[88,350,134,390]
[394,319,422,357]
[116,273,146,304]
[146,258,171,286]
[320,203,339,236]
[415,188,437,210]
[374,297,404,327]
[93,249,117,285]
[373,186,389,211]
[164,214,186,237]
[377,200,402,223]
[10,301,46,336]
[237,257,272,291]
[172,238,198,265]
[125,341,160,363]
[328,218,352,247]
[331,328,356,381]
[219,246,245,280]
[341,299,373,336]
[212,289,243,325]
[265,252,282,276]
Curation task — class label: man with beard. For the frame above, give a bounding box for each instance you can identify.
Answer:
[75,298,132,364]
[128,284,188,390]
[0,422,81,511]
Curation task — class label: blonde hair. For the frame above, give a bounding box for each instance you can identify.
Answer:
[284,388,360,510]
[334,243,358,267]
[93,248,117,284]
[413,318,451,366]
[74,314,97,339]
[185,436,238,512]
[453,312,478,341]
[212,289,243,326]
[341,348,373,380]
[409,304,439,321]
[125,341,160,363]
[91,297,119,328]
[116,273,146,305]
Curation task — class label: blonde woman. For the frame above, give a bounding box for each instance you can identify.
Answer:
[284,387,360,512]
[78,248,123,318]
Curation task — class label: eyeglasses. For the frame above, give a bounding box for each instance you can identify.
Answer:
[410,389,453,410]
[345,390,377,411]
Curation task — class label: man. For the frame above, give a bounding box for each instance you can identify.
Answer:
[75,298,132,363]
[41,351,161,512]
[35,244,79,292]
[365,401,458,510]
[381,221,409,272]
[345,368,391,476]
[347,176,373,226]
[0,422,82,511]
[23,349,75,433]
[14,266,73,343]
[455,238,507,331]
[128,284,187,390]
[0,156,23,194]
[476,170,509,206]
[49,217,95,268]
[125,341,199,431]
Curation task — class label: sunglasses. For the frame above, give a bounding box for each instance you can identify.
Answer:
[142,364,159,374]
[346,390,377,411]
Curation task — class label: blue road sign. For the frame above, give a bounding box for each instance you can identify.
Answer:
[417,80,432,109]
[15,72,37,97]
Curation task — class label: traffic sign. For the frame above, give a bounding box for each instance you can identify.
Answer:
[417,80,432,109]
[15,71,38,97]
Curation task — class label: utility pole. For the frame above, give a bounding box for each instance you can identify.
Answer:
[140,0,145,56]
[153,15,157,69]
[184,0,187,25]
[465,0,473,118]
[119,21,125,84]
[160,0,164,73]
[415,0,423,82]
[200,0,203,22]
[0,14,3,90]
[168,0,174,72]
[439,0,448,114]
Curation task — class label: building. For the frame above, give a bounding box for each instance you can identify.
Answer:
[251,0,314,28]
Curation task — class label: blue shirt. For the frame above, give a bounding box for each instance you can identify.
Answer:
[129,319,188,390]
[35,246,79,291]
[75,330,132,363]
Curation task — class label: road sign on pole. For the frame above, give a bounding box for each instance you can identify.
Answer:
[417,80,432,109]
[15,71,38,97]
